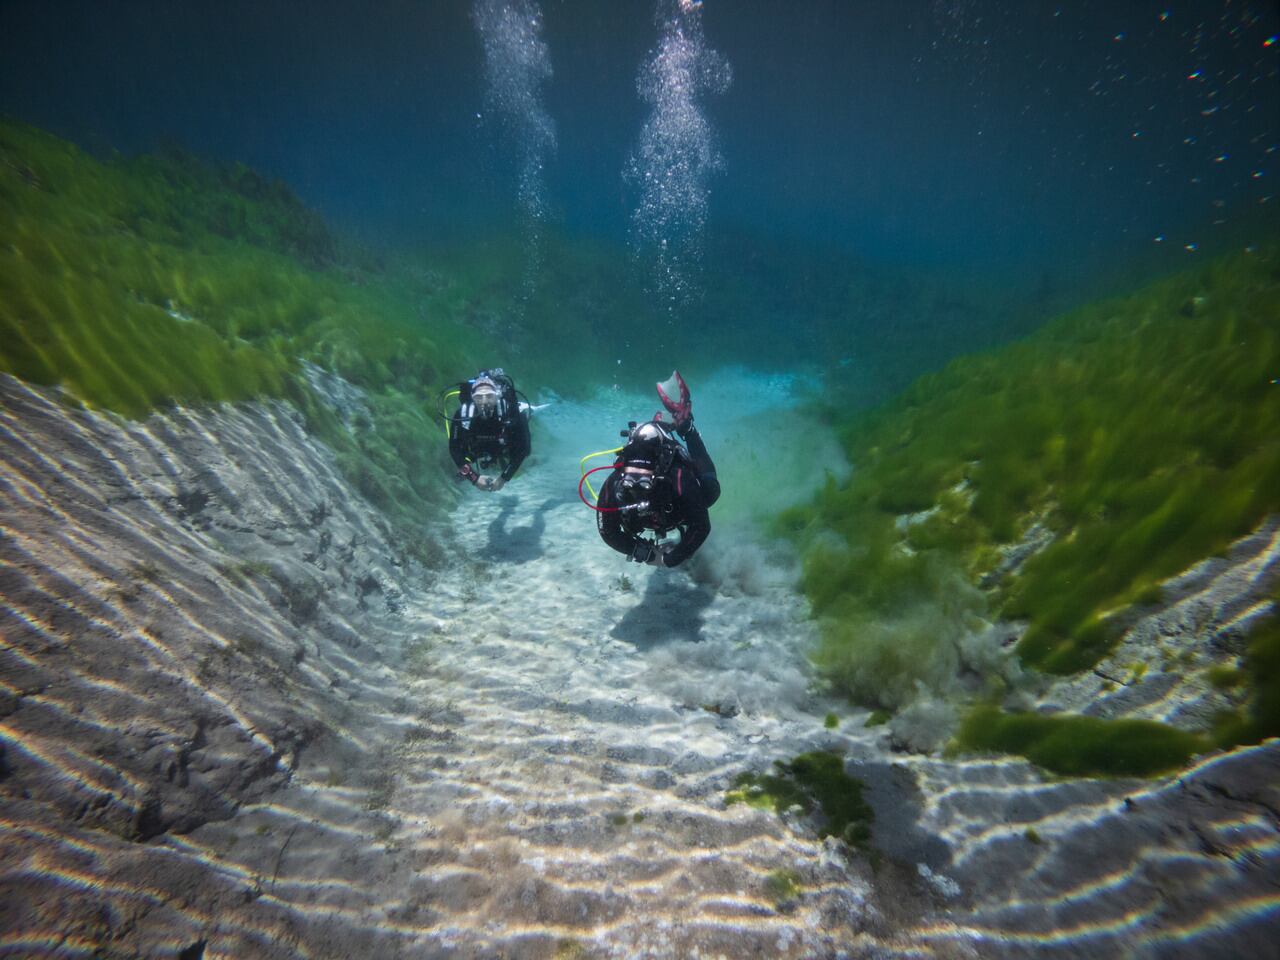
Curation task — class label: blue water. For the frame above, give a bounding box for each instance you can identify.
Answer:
[2,0,1275,283]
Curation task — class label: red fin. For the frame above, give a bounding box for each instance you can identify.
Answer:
[655,370,691,424]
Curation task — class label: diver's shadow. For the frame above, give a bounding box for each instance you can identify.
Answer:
[609,573,714,650]
[483,496,559,564]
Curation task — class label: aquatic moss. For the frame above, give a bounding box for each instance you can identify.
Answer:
[1206,665,1244,690]
[807,551,989,709]
[763,868,803,906]
[1,123,397,402]
[0,117,492,531]
[726,750,873,847]
[0,238,295,417]
[1212,609,1280,748]
[792,241,1280,718]
[955,706,1208,778]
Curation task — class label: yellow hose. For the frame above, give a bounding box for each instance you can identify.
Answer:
[580,446,622,501]
[440,389,460,439]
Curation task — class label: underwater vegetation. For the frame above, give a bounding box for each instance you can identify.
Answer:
[763,868,803,908]
[1210,596,1280,750]
[726,750,873,848]
[787,242,1280,772]
[0,118,503,535]
[954,707,1207,778]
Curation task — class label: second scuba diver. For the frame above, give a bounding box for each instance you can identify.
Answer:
[447,368,532,492]
[594,371,720,567]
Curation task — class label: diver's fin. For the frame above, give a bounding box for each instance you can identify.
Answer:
[655,370,691,427]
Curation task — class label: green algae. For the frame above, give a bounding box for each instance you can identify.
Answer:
[800,532,990,710]
[955,706,1208,778]
[1211,607,1280,749]
[0,118,493,534]
[726,750,873,847]
[1,121,427,401]
[788,241,1280,749]
[763,868,803,906]
[1206,665,1244,689]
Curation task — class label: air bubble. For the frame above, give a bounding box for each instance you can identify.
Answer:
[472,0,557,224]
[625,0,732,302]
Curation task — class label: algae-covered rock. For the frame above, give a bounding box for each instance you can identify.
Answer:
[792,243,1280,770]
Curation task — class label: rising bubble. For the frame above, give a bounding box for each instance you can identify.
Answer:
[472,0,556,224]
[625,0,732,305]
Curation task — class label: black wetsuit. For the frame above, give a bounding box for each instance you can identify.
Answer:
[448,402,531,483]
[597,425,720,567]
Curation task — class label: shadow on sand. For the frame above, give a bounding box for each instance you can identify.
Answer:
[609,573,714,650]
[483,495,564,564]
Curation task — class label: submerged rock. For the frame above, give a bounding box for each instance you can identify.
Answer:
[0,374,418,950]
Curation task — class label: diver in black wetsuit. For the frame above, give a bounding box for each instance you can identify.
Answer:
[448,369,532,492]
[596,372,720,567]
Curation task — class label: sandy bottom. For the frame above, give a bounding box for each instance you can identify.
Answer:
[2,371,1277,959]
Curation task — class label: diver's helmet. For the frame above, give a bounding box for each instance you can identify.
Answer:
[621,421,674,467]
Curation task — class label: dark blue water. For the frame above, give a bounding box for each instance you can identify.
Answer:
[2,0,1276,313]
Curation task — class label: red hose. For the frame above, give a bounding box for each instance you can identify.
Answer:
[579,463,622,512]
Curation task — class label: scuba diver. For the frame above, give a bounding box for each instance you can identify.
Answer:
[592,371,720,567]
[446,368,532,492]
